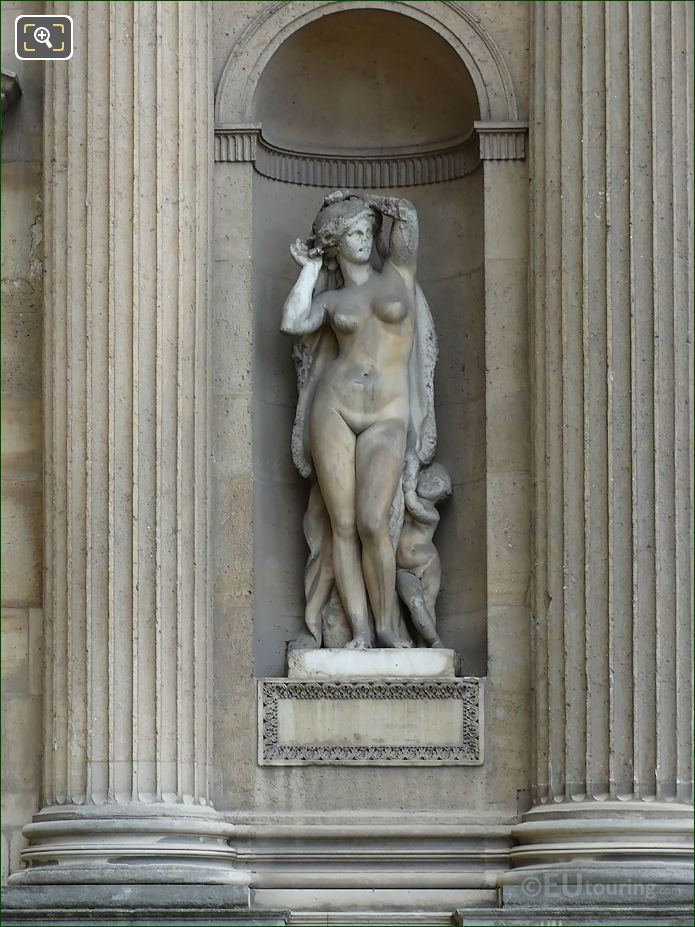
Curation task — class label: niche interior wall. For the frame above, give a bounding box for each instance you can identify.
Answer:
[249,9,488,679]
[210,0,532,871]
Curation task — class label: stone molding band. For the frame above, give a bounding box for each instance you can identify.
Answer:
[10,805,249,886]
[254,133,480,187]
[214,123,527,184]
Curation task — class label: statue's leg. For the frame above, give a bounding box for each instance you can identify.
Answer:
[420,553,443,645]
[355,419,409,647]
[396,569,441,646]
[310,406,372,648]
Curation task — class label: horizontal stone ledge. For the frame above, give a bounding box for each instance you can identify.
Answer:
[2,885,285,927]
[454,906,693,926]
[227,815,514,841]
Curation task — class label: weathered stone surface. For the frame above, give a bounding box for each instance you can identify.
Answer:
[2,885,285,927]
[508,0,694,886]
[455,907,693,926]
[1,609,29,691]
[1,397,42,479]
[0,481,42,607]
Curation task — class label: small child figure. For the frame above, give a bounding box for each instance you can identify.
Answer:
[396,463,452,648]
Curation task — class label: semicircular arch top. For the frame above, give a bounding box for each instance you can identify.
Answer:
[214,0,520,129]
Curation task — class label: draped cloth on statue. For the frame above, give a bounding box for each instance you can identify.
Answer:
[289,282,438,646]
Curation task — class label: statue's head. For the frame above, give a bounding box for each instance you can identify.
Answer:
[310,194,380,267]
[416,463,452,504]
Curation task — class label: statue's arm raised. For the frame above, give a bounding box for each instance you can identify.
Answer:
[364,194,419,273]
[281,239,327,335]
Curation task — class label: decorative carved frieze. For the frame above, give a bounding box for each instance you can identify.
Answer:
[254,133,480,187]
[258,678,483,765]
[214,128,480,186]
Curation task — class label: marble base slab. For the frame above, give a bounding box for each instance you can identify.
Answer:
[287,648,457,679]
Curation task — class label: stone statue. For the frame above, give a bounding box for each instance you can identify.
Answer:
[281,190,448,650]
[396,463,452,648]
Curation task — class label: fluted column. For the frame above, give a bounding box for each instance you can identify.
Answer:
[12,1,245,886]
[507,0,693,899]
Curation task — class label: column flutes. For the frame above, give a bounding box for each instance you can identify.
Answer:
[508,0,693,892]
[13,1,245,885]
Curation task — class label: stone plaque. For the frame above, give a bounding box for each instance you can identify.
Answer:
[258,678,483,766]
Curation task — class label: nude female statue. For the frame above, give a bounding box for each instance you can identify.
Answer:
[281,190,439,649]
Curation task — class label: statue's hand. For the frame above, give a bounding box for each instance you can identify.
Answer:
[290,238,322,270]
[323,189,353,206]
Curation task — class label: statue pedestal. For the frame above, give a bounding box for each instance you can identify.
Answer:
[259,649,483,767]
[287,647,458,678]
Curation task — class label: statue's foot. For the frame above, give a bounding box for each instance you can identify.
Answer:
[287,630,321,652]
[345,635,371,650]
[431,638,445,648]
[378,630,413,649]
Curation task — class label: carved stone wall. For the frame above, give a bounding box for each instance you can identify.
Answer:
[5,0,247,889]
[1,0,44,885]
[503,0,694,899]
[1,0,691,923]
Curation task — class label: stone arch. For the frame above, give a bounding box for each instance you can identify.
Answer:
[236,3,498,675]
[214,0,520,129]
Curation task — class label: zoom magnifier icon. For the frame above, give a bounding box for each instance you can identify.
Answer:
[33,26,53,49]
[15,14,73,60]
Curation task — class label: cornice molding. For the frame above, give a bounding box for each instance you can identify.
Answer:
[214,129,481,186]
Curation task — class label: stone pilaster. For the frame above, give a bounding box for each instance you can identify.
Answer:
[506,0,693,900]
[11,0,246,887]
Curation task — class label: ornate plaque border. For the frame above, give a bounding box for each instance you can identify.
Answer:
[258,678,484,766]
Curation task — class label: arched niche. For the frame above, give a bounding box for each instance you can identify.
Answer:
[215,0,520,127]
[248,7,488,676]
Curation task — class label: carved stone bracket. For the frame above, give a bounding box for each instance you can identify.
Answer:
[214,126,480,186]
[214,125,260,163]
[258,677,484,765]
[474,121,527,160]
